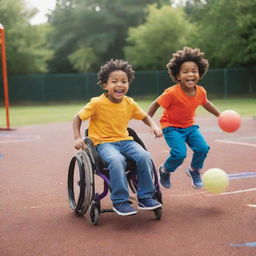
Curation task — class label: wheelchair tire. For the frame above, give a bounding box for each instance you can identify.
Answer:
[89,202,100,225]
[67,150,94,216]
[154,208,162,220]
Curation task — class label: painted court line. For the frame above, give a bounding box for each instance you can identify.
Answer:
[247,204,256,208]
[207,187,256,196]
[0,135,40,144]
[177,188,256,197]
[230,242,256,247]
[215,139,256,147]
[228,172,256,180]
[172,191,207,197]
[223,136,256,141]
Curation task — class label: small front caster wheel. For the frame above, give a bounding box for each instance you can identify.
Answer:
[154,208,162,220]
[89,203,100,225]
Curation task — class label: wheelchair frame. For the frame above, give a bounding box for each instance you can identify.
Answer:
[67,128,162,225]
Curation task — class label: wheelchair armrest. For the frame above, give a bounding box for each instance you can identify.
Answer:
[127,127,147,150]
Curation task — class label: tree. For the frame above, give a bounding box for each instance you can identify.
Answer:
[47,0,170,73]
[124,4,195,70]
[0,0,52,74]
[184,0,256,67]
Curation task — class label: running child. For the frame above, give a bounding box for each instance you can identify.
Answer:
[147,47,220,189]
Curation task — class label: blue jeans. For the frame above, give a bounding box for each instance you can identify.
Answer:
[163,125,210,173]
[96,140,155,204]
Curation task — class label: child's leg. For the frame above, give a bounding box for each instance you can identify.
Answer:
[163,127,187,172]
[120,140,155,199]
[96,142,129,204]
[186,126,210,170]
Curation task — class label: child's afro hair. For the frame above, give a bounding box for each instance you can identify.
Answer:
[97,59,135,87]
[166,47,209,83]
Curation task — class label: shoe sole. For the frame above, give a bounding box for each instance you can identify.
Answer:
[160,180,171,189]
[138,203,162,211]
[186,169,202,189]
[112,207,138,216]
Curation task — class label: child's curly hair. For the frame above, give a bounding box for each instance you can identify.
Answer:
[97,59,135,87]
[166,47,209,83]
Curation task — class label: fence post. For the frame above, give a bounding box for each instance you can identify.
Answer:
[224,68,228,99]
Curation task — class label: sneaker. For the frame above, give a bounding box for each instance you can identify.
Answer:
[186,168,202,189]
[138,198,162,210]
[159,166,171,188]
[113,201,138,216]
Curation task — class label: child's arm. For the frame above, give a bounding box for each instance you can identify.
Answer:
[73,114,86,150]
[147,100,160,117]
[203,100,221,117]
[142,114,162,138]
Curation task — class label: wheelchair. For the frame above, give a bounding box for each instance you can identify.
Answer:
[67,127,163,225]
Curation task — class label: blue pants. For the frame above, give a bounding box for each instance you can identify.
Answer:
[96,140,155,204]
[163,125,210,173]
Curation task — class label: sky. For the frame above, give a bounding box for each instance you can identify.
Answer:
[25,0,56,25]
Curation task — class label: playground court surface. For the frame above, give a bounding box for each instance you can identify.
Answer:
[0,117,256,256]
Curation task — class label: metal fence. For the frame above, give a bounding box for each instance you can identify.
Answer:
[1,67,256,104]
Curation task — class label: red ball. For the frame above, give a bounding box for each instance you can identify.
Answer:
[218,110,241,133]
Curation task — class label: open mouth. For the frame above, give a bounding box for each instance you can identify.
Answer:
[114,89,125,95]
[186,79,196,85]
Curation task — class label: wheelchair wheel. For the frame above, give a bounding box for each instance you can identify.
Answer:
[67,150,94,216]
[154,208,162,220]
[89,201,100,225]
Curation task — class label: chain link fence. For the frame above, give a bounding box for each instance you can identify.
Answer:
[1,67,256,104]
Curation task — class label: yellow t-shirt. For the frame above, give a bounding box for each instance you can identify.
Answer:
[78,94,146,145]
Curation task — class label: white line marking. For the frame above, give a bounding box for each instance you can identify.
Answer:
[23,205,42,210]
[0,135,40,143]
[207,187,256,196]
[226,136,256,141]
[228,172,256,180]
[230,242,256,247]
[215,139,256,147]
[172,191,207,197]
[247,204,256,208]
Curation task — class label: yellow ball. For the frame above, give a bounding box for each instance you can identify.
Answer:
[202,168,229,194]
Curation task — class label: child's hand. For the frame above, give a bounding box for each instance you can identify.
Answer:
[152,126,162,138]
[74,137,86,150]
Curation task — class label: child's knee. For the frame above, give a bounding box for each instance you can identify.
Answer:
[137,150,151,162]
[108,154,126,166]
[171,148,187,161]
[198,144,210,154]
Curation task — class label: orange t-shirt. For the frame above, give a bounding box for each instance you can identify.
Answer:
[157,83,207,129]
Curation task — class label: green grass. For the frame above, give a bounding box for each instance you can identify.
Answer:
[0,98,255,127]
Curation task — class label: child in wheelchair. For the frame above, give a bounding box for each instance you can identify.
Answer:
[73,59,162,216]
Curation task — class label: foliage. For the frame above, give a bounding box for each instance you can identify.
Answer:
[124,4,196,70]
[184,0,256,67]
[0,0,52,75]
[47,0,170,73]
[0,0,255,75]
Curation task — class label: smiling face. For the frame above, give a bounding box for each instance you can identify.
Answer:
[103,70,129,103]
[177,61,200,90]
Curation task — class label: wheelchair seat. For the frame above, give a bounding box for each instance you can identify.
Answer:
[84,127,147,170]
